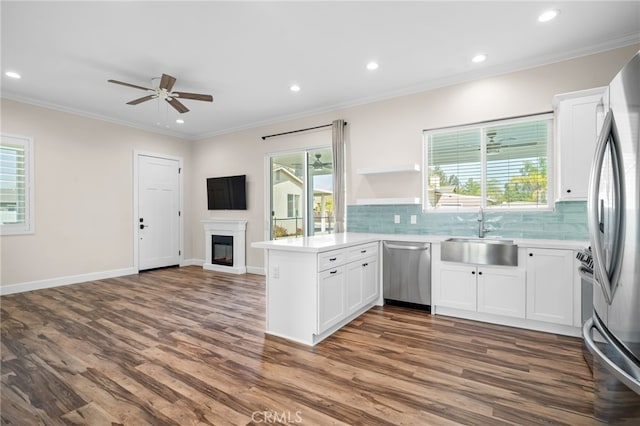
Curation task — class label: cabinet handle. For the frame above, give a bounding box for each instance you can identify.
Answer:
[567,189,572,193]
[478,271,483,275]
[361,250,367,253]
[330,270,338,274]
[362,263,368,267]
[529,253,533,257]
[329,257,337,261]
[472,271,476,275]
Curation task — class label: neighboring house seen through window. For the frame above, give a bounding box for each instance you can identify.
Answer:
[423,113,553,212]
[1,134,34,235]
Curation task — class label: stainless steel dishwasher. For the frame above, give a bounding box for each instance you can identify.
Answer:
[383,241,431,309]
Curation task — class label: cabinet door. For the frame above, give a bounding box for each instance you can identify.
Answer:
[526,248,574,325]
[318,266,346,333]
[556,91,603,200]
[362,256,379,305]
[346,261,364,312]
[438,263,477,311]
[478,267,526,318]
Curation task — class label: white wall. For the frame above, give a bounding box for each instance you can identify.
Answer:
[0,100,192,287]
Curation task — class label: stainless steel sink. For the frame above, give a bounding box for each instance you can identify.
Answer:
[441,237,518,266]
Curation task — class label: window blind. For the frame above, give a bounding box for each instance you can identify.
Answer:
[424,114,552,211]
[0,141,27,225]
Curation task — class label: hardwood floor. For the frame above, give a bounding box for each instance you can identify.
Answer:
[1,266,595,425]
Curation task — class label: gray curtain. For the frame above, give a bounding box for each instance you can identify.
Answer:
[332,119,346,233]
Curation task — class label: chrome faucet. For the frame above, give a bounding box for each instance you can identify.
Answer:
[477,207,489,238]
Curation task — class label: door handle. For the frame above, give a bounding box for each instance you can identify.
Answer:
[140,224,148,229]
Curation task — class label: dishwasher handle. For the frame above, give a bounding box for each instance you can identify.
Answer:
[383,242,430,251]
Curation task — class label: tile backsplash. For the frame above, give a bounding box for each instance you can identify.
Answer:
[347,201,588,240]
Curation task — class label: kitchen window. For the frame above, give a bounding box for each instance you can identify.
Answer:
[1,134,34,235]
[423,113,553,212]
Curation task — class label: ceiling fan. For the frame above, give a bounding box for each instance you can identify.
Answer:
[486,131,537,154]
[311,154,332,170]
[108,73,213,114]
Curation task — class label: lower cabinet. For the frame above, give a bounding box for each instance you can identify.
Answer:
[318,266,347,333]
[478,267,526,318]
[525,248,574,326]
[318,246,379,334]
[434,245,578,331]
[438,262,525,318]
[438,263,477,311]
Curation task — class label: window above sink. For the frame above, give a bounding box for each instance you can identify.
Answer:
[422,113,553,213]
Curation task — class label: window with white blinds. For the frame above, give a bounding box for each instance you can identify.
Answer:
[1,134,34,235]
[423,113,552,211]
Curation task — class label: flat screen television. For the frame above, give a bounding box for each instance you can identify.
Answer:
[207,175,247,210]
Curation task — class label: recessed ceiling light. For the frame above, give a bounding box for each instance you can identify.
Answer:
[472,54,487,63]
[176,119,184,124]
[538,9,559,23]
[5,71,21,79]
[289,84,301,92]
[366,61,379,71]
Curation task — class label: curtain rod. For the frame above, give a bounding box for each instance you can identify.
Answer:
[261,121,347,140]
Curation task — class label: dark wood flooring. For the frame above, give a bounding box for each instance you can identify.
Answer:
[1,266,596,425]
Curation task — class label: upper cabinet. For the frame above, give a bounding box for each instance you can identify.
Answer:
[554,87,606,201]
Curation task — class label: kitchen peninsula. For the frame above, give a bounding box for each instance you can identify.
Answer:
[253,232,588,346]
[252,233,381,345]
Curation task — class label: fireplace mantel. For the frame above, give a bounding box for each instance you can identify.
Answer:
[202,219,247,274]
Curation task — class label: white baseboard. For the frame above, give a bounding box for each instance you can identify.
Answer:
[181,258,204,267]
[0,267,137,296]
[247,266,266,275]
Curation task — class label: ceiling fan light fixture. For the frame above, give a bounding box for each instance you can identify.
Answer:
[289,84,301,92]
[5,71,21,79]
[366,61,379,71]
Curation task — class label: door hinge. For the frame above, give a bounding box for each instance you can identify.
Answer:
[178,167,181,174]
[179,250,181,256]
[178,211,181,217]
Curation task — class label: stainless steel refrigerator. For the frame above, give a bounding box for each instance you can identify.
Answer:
[583,51,640,423]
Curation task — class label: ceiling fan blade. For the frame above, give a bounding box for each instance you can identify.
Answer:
[160,74,176,92]
[173,92,213,102]
[166,98,189,114]
[108,79,152,91]
[126,94,157,105]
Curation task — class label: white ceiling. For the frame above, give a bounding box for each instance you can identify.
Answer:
[2,1,639,140]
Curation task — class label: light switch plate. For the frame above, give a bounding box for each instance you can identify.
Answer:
[410,215,417,224]
[394,214,400,224]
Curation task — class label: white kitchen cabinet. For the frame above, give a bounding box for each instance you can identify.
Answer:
[437,263,478,311]
[438,262,525,318]
[526,248,574,325]
[318,266,347,333]
[477,267,526,318]
[259,239,380,345]
[554,87,605,201]
[362,256,379,304]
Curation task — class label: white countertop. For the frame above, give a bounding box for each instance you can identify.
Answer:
[251,232,588,253]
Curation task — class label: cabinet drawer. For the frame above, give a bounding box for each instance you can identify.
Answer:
[318,249,346,271]
[347,242,378,263]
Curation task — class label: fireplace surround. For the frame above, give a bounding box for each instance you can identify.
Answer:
[202,219,247,274]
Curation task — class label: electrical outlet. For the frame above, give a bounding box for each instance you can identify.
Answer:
[394,214,400,224]
[410,215,417,224]
[272,265,280,279]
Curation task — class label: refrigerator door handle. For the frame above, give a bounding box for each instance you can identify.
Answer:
[583,317,640,395]
[588,109,625,305]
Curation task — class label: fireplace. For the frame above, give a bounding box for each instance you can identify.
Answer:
[202,219,247,274]
[212,235,233,266]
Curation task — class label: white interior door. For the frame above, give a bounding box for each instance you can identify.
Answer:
[138,154,181,271]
